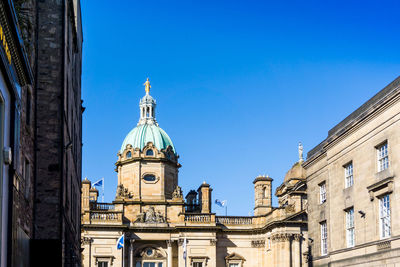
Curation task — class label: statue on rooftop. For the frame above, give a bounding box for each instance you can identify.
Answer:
[144,78,151,94]
[298,142,304,163]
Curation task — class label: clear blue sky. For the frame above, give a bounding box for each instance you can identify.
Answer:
[81,0,400,215]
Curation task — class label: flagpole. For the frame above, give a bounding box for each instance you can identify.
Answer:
[102,177,104,202]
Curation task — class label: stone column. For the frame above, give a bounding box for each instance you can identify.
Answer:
[283,234,291,267]
[272,233,291,267]
[130,239,135,267]
[293,234,301,267]
[272,236,279,267]
[167,240,173,267]
[178,239,184,267]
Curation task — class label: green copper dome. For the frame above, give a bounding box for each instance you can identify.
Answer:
[120,124,175,153]
[120,79,176,154]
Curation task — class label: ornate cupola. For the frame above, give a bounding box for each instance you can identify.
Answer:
[138,78,157,125]
[116,78,180,207]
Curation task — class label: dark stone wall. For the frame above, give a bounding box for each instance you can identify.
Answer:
[30,0,83,266]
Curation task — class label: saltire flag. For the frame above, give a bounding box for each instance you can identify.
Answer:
[215,199,226,207]
[117,234,124,250]
[182,237,187,259]
[92,178,103,187]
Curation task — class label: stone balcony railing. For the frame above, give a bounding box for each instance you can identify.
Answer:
[216,216,253,225]
[89,211,122,225]
[90,202,115,211]
[184,213,214,223]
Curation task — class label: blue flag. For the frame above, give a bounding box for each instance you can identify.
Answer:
[215,199,226,207]
[117,234,124,250]
[93,178,103,187]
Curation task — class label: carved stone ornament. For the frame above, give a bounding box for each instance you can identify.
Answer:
[172,185,183,199]
[271,233,292,242]
[82,237,93,245]
[285,203,296,213]
[116,184,132,199]
[292,234,302,241]
[139,247,165,259]
[135,207,166,223]
[251,239,265,248]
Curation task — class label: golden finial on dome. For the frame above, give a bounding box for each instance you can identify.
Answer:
[144,78,151,94]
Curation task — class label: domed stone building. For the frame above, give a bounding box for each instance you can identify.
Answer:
[81,79,308,267]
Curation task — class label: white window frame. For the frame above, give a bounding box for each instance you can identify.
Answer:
[379,194,391,239]
[320,221,328,255]
[344,162,353,188]
[319,182,326,204]
[377,142,389,172]
[346,208,355,247]
[136,261,164,267]
[192,262,204,267]
[98,261,109,267]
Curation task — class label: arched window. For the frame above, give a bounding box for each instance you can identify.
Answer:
[146,107,150,118]
[262,187,267,198]
[126,151,132,158]
[146,149,154,156]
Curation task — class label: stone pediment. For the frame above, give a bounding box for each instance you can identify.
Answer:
[225,252,245,261]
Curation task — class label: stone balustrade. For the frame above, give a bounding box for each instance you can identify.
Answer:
[90,211,122,224]
[216,216,253,225]
[184,213,213,223]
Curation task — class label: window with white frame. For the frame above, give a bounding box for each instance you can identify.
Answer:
[319,182,326,204]
[320,221,328,255]
[379,194,391,239]
[229,264,239,267]
[98,262,108,267]
[344,162,353,188]
[193,263,203,267]
[377,142,389,172]
[346,208,355,247]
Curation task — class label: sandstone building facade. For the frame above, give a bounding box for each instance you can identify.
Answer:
[305,77,400,266]
[81,80,309,267]
[82,76,400,266]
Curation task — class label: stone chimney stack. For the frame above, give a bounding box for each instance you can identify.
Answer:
[253,175,273,216]
[198,182,212,214]
[81,178,92,212]
[89,187,99,203]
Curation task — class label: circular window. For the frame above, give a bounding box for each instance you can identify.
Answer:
[146,248,153,256]
[143,175,156,182]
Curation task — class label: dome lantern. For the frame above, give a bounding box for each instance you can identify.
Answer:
[138,78,157,126]
[120,78,176,154]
